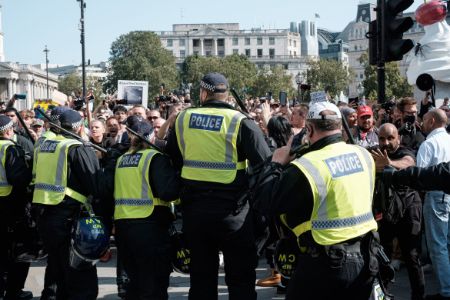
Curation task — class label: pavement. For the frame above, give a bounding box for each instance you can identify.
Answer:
[24,247,440,300]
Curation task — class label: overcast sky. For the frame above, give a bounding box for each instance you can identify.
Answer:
[3,0,423,66]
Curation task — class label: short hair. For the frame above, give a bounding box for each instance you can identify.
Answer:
[397,97,416,113]
[113,105,127,114]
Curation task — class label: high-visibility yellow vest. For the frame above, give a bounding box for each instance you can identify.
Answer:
[114,149,170,220]
[0,140,14,196]
[32,130,57,184]
[285,142,377,246]
[33,136,87,205]
[175,107,246,184]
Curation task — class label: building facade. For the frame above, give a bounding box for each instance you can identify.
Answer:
[156,22,319,83]
[0,62,58,110]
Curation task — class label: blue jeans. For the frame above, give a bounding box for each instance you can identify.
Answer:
[424,191,450,297]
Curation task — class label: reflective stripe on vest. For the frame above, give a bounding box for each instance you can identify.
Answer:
[289,142,377,245]
[114,149,170,220]
[175,107,246,184]
[0,140,14,196]
[33,137,87,205]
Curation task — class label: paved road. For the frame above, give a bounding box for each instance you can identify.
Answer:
[25,247,439,299]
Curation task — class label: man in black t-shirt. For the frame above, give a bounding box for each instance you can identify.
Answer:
[396,98,426,155]
[371,123,425,300]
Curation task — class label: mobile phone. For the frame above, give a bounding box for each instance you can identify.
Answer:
[14,93,27,100]
[279,91,287,106]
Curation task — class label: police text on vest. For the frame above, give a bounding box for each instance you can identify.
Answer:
[118,153,143,168]
[189,113,223,131]
[324,153,363,178]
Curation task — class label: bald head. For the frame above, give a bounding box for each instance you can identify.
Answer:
[423,109,448,134]
[379,123,398,136]
[378,123,400,154]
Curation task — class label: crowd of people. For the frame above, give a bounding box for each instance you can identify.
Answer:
[0,72,449,300]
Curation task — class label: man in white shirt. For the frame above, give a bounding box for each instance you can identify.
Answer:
[417,109,450,300]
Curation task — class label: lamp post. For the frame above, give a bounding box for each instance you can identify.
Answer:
[77,0,86,105]
[295,72,302,104]
[43,45,50,100]
[357,82,364,98]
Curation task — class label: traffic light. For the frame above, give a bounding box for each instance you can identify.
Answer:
[382,0,414,62]
[368,20,378,65]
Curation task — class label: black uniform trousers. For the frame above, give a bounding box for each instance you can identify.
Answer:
[0,204,31,299]
[378,202,425,300]
[37,202,98,300]
[183,202,257,300]
[286,238,374,300]
[115,218,172,300]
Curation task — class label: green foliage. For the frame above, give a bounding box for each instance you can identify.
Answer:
[104,31,178,100]
[57,73,103,103]
[182,54,294,99]
[251,66,295,98]
[58,73,81,96]
[359,51,413,100]
[305,58,352,96]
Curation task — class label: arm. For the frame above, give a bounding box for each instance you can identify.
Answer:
[390,155,415,170]
[416,143,432,168]
[5,146,32,189]
[384,161,450,194]
[149,153,181,202]
[239,119,272,168]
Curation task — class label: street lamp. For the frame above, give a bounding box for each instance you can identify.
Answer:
[357,82,364,98]
[77,0,87,106]
[43,45,50,100]
[295,72,303,104]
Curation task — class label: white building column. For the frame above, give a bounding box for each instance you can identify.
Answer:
[214,38,218,56]
[7,79,12,98]
[200,39,204,56]
[27,81,32,103]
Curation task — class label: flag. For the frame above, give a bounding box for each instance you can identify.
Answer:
[315,13,320,18]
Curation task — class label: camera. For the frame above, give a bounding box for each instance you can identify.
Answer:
[380,100,396,113]
[73,98,85,111]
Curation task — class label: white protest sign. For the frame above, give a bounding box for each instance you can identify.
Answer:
[310,91,327,104]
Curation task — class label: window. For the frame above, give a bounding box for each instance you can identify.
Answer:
[218,50,225,57]
[269,37,275,45]
[167,39,173,47]
[289,40,292,46]
[205,50,212,56]
[193,50,199,55]
[204,39,213,47]
[257,37,263,45]
[257,49,263,57]
[360,73,364,79]
[269,49,275,58]
[193,39,200,47]
[294,40,297,47]
[180,50,186,58]
[217,39,225,46]
[293,51,297,57]
[232,38,239,46]
[245,49,251,57]
[245,38,251,45]
[233,49,239,54]
[179,39,185,47]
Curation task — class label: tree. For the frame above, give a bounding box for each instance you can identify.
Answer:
[57,72,104,106]
[104,31,178,101]
[58,73,81,96]
[251,66,295,98]
[305,59,352,96]
[359,51,413,100]
[182,54,257,100]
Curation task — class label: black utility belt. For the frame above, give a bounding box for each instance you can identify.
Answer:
[302,235,364,257]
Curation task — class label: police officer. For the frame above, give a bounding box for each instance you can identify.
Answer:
[114,120,180,299]
[254,101,378,299]
[33,110,104,299]
[32,106,70,300]
[165,72,271,299]
[0,115,33,300]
